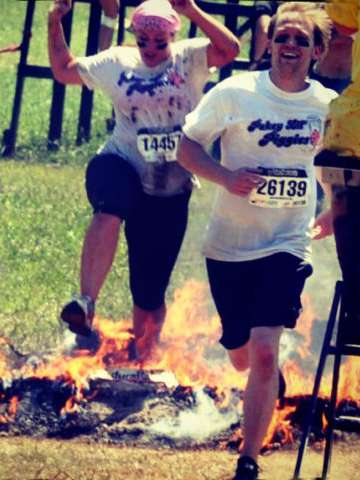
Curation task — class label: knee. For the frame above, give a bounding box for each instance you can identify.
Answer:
[251,340,278,380]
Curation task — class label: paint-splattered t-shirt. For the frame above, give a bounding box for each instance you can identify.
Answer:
[76,38,212,196]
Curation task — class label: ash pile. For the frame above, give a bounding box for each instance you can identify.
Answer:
[1,366,359,450]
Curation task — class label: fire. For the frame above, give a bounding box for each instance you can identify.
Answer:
[144,280,247,392]
[60,390,83,416]
[25,351,105,390]
[0,352,9,381]
[283,361,314,397]
[296,294,316,360]
[0,279,359,445]
[263,404,297,448]
[338,357,360,401]
[282,302,360,401]
[0,395,18,423]
[0,336,14,381]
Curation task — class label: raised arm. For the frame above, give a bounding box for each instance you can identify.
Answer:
[48,0,83,85]
[170,0,240,68]
[98,0,119,51]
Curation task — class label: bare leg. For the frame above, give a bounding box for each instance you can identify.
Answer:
[80,213,122,301]
[228,343,250,372]
[133,303,166,360]
[242,326,283,460]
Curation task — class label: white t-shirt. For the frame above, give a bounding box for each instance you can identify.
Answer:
[76,38,211,196]
[183,70,337,263]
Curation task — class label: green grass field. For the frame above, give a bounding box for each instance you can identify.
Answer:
[0,0,251,353]
[0,0,345,354]
[1,4,360,480]
[0,0,347,355]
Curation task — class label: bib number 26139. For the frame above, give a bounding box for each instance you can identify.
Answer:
[248,167,309,208]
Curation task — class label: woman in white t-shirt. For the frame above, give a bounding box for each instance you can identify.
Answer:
[48,0,239,359]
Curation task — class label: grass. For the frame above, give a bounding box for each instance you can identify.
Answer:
[0,1,355,367]
[0,436,359,479]
[0,5,359,480]
[0,158,214,353]
[0,0,254,353]
[0,0,228,352]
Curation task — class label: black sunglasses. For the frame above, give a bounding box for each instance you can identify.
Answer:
[136,40,169,50]
[274,33,311,48]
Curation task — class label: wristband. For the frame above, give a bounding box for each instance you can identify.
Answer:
[101,13,117,29]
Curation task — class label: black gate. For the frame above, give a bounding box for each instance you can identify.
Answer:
[2,0,256,157]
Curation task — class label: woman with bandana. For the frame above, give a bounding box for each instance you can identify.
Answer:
[48,0,239,359]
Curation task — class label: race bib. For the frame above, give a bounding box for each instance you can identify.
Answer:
[248,167,309,208]
[137,126,182,163]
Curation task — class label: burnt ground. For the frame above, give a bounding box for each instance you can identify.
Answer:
[1,372,359,451]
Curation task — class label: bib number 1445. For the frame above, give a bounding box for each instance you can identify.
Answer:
[137,126,182,162]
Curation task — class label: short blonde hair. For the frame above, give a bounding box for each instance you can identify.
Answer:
[268,2,332,55]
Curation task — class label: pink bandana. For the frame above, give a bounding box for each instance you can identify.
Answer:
[131,0,181,34]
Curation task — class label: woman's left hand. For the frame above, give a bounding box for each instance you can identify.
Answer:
[169,0,196,17]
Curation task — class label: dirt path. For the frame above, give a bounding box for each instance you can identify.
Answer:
[0,437,359,479]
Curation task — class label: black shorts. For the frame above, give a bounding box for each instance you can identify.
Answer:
[86,153,191,310]
[86,153,142,220]
[206,253,313,350]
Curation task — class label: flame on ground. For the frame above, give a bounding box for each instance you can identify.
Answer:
[0,280,359,447]
[0,396,18,424]
[263,405,297,447]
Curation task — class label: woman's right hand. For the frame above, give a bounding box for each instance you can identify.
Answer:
[49,0,72,22]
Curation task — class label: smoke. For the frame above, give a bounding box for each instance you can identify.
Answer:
[279,236,342,372]
[148,388,239,441]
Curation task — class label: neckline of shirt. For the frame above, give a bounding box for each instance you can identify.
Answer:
[135,47,175,75]
[263,70,314,100]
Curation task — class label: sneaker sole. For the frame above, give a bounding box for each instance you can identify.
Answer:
[61,302,92,337]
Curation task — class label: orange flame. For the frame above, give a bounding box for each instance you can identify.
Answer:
[0,280,359,434]
[0,337,14,380]
[0,396,18,423]
[264,404,297,448]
